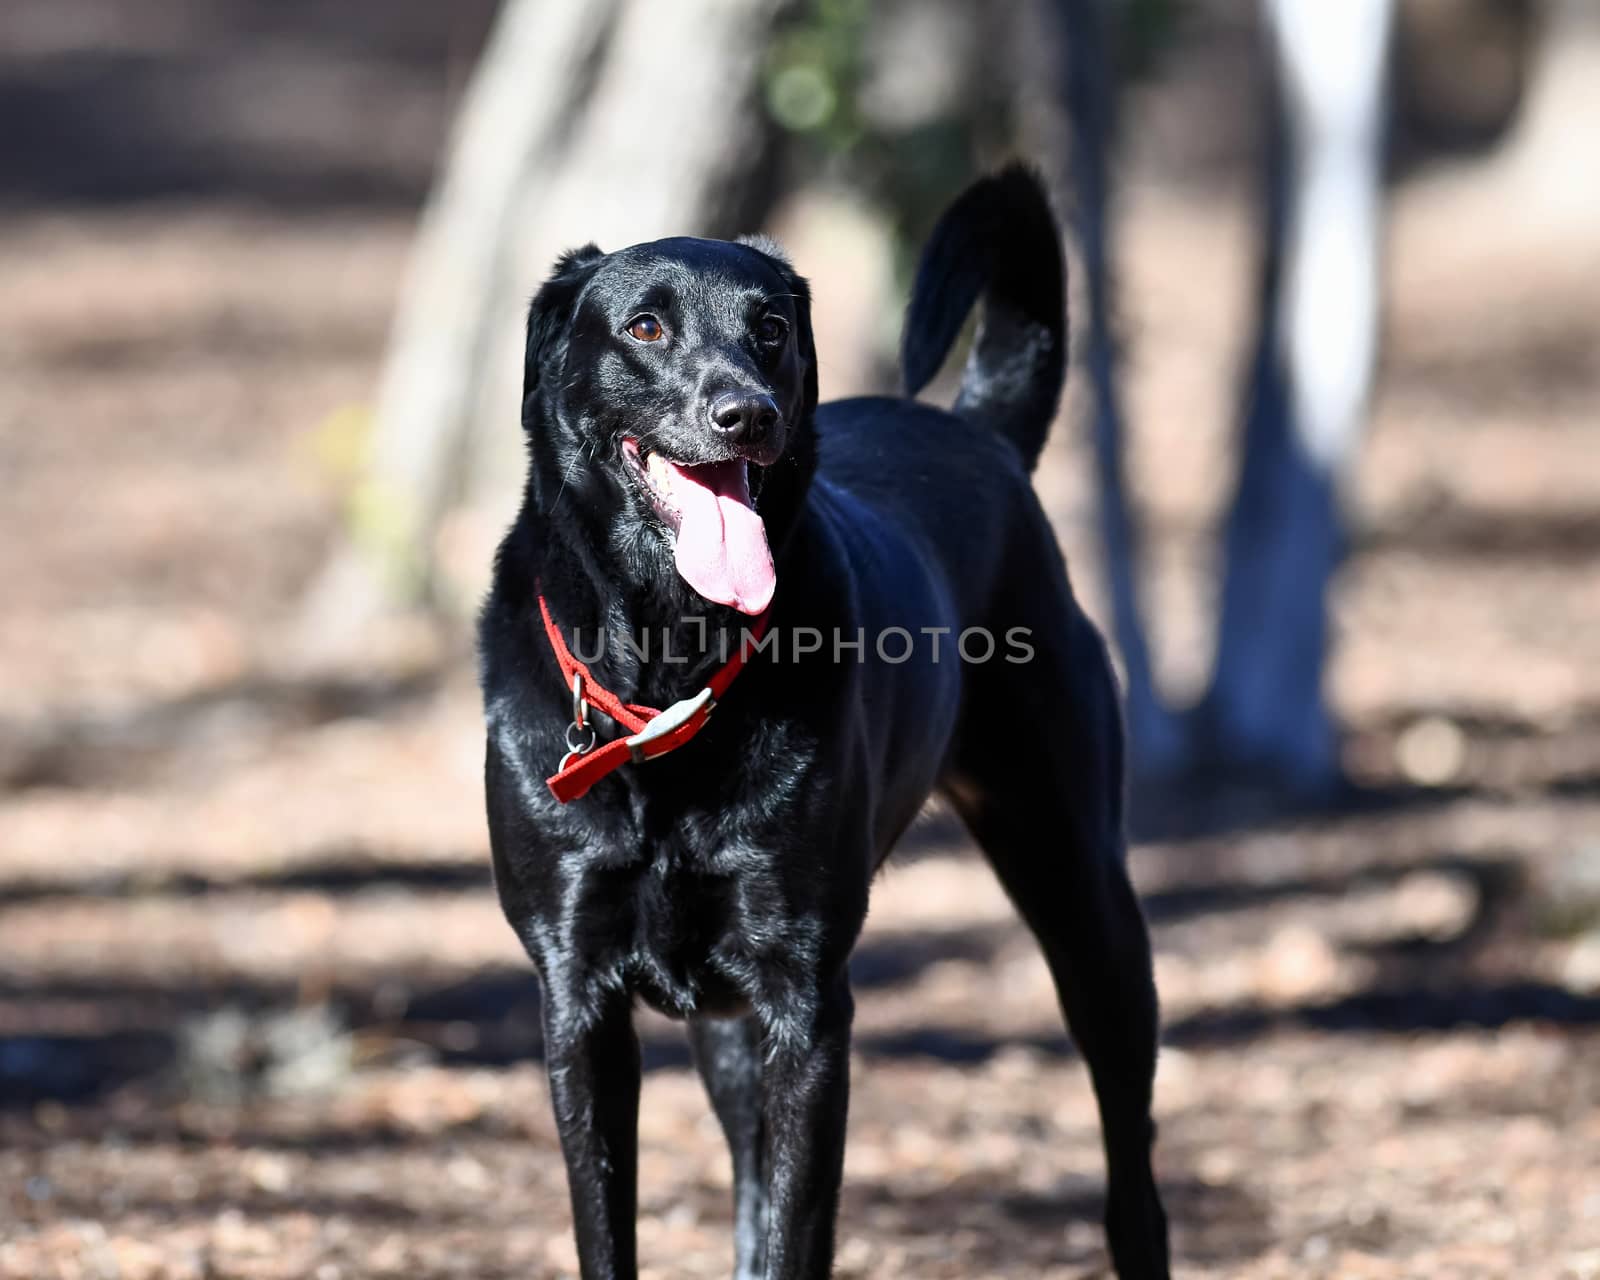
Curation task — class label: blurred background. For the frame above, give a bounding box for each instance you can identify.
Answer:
[2,1,1598,1276]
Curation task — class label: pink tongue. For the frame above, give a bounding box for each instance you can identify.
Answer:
[665,459,775,615]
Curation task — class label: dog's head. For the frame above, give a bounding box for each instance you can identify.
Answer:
[521,236,817,616]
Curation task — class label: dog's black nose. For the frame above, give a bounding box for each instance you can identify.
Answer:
[708,391,780,445]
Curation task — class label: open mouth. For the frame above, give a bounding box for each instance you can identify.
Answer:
[619,437,776,615]
[620,439,767,526]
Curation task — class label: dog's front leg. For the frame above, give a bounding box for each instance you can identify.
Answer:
[759,978,854,1280]
[541,981,641,1280]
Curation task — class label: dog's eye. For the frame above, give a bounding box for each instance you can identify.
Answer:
[755,314,788,344]
[626,315,664,343]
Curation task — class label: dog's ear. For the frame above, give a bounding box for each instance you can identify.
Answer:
[522,243,604,423]
[738,235,817,421]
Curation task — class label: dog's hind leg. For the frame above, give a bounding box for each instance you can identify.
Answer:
[690,1014,768,1280]
[942,596,1169,1280]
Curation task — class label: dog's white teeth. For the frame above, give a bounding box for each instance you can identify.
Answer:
[647,450,673,495]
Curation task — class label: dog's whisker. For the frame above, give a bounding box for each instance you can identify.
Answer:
[549,438,596,513]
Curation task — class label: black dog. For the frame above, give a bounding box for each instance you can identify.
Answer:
[479,166,1169,1279]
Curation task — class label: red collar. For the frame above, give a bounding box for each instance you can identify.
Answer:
[537,592,772,803]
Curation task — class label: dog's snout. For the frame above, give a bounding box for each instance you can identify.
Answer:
[708,390,780,445]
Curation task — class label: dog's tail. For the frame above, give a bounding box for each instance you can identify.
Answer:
[900,164,1067,472]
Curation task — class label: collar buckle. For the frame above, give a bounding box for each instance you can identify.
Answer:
[625,687,715,763]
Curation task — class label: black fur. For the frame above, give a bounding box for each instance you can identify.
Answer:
[901,165,1067,470]
[478,165,1169,1279]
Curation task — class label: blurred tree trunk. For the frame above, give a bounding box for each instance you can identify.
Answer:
[1045,0,1188,777]
[296,0,783,655]
[1199,0,1394,798]
[1046,0,1394,801]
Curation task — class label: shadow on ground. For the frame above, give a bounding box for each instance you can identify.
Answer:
[3,831,1594,1110]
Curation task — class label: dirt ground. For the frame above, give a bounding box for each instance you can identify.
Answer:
[4,8,1600,1279]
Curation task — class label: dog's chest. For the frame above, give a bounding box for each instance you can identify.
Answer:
[612,846,782,1020]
